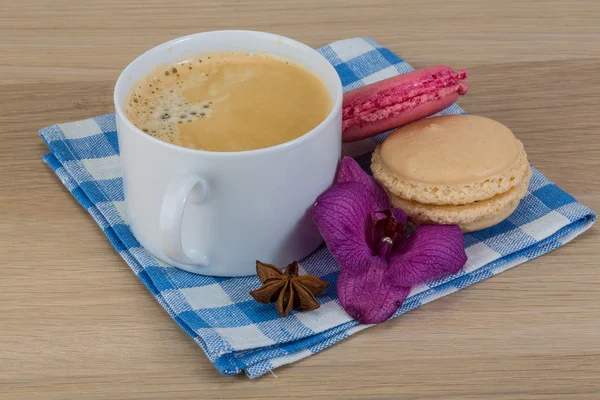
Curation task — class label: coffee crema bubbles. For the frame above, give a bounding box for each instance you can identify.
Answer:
[126,61,215,146]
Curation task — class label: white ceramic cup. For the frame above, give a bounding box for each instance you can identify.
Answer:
[114,31,343,277]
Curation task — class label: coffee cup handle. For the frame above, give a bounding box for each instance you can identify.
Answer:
[159,174,209,267]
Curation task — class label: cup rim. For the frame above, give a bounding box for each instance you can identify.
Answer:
[114,30,343,157]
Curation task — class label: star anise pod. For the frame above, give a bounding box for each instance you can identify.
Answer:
[249,260,329,317]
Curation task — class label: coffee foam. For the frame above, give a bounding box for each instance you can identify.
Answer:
[125,61,214,146]
[125,52,331,152]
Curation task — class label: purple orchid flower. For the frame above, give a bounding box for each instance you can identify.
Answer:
[313,157,467,324]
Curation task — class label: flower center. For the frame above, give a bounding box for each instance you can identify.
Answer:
[371,210,407,257]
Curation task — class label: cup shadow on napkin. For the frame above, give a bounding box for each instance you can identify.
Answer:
[40,37,596,378]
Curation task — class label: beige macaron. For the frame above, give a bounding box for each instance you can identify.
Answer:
[371,115,531,232]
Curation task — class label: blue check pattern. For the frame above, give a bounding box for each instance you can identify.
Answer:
[40,38,596,378]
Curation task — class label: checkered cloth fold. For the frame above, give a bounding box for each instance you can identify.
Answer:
[40,38,596,378]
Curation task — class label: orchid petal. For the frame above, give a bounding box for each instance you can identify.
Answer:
[337,257,411,324]
[313,182,375,272]
[335,157,389,211]
[385,225,467,287]
[392,208,408,225]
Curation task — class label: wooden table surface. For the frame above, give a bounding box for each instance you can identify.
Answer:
[1,1,599,399]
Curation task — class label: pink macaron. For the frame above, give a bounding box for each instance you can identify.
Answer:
[342,66,468,142]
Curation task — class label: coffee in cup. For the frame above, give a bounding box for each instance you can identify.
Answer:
[125,52,331,152]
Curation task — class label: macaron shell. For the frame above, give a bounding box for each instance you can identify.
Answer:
[388,166,532,232]
[394,199,519,233]
[342,65,458,105]
[460,202,520,232]
[372,144,530,206]
[379,115,521,185]
[371,116,531,206]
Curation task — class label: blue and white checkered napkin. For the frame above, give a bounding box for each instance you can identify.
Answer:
[40,38,596,378]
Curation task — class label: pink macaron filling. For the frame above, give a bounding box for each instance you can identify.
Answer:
[342,69,468,131]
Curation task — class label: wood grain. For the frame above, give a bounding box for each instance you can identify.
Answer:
[1,1,599,399]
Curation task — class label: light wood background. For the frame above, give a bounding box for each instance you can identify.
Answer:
[1,1,599,399]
